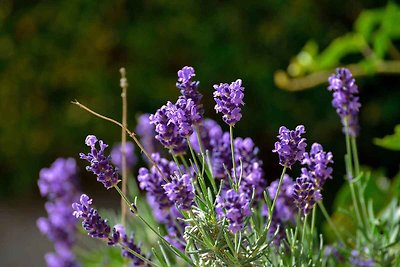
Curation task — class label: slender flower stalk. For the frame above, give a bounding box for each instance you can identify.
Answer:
[119,68,129,226]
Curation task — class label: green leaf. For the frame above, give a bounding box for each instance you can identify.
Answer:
[374,124,400,151]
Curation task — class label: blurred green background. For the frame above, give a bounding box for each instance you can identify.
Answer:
[1,0,399,203]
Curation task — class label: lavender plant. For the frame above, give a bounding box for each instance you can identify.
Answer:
[38,66,400,266]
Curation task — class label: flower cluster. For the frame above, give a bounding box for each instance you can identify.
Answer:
[327,68,361,137]
[176,66,204,118]
[273,125,307,167]
[72,194,148,266]
[216,189,252,233]
[190,118,223,153]
[150,105,187,154]
[349,249,374,267]
[80,135,120,189]
[37,158,80,267]
[293,176,322,216]
[263,175,296,244]
[302,143,333,188]
[135,113,161,157]
[213,79,245,126]
[111,141,136,171]
[72,194,111,238]
[137,153,186,247]
[233,137,266,200]
[109,225,150,267]
[166,96,202,136]
[163,173,195,210]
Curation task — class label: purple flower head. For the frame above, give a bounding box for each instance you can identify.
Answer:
[138,153,180,220]
[292,176,322,216]
[176,66,204,117]
[135,113,162,157]
[190,118,223,153]
[150,105,187,154]
[234,137,266,200]
[211,132,232,179]
[80,135,120,189]
[273,125,307,167]
[302,143,333,188]
[216,189,252,233]
[111,142,136,171]
[163,173,194,210]
[327,68,361,137]
[72,194,111,239]
[213,79,245,126]
[266,175,296,223]
[37,158,80,267]
[166,96,202,137]
[38,158,79,201]
[109,224,150,267]
[350,249,374,267]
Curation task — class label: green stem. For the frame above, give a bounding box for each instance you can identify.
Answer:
[229,126,237,184]
[179,155,190,173]
[119,242,160,267]
[171,152,183,175]
[344,119,363,228]
[310,206,316,248]
[318,201,344,244]
[351,137,360,177]
[301,215,308,246]
[187,138,200,174]
[267,166,287,229]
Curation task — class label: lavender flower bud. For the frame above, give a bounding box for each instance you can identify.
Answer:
[135,113,162,157]
[216,189,252,233]
[292,176,322,216]
[72,194,111,238]
[302,143,333,188]
[327,68,361,137]
[109,224,150,266]
[80,135,120,189]
[111,142,136,171]
[234,137,266,200]
[163,173,195,210]
[37,158,80,267]
[273,125,307,167]
[176,66,204,117]
[190,118,223,153]
[213,79,245,126]
[150,105,187,154]
[349,248,374,267]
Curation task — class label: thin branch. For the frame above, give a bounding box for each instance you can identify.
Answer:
[275,60,400,92]
[72,100,169,182]
[120,67,129,226]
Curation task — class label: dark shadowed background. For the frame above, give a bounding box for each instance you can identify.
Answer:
[0,0,399,266]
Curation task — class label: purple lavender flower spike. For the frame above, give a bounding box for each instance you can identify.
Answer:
[213,79,245,126]
[273,125,307,167]
[72,194,111,238]
[302,143,333,188]
[211,132,232,179]
[292,176,322,216]
[233,137,266,200]
[216,189,252,233]
[111,142,136,171]
[136,113,162,158]
[80,135,120,189]
[176,66,204,117]
[109,224,150,266]
[327,68,361,137]
[37,158,80,267]
[190,118,223,153]
[263,175,296,245]
[150,105,187,154]
[349,249,374,267]
[38,158,79,201]
[166,96,202,137]
[164,173,195,210]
